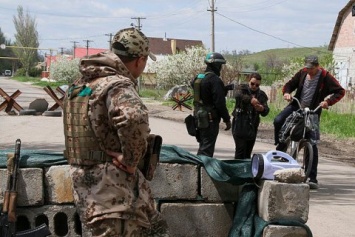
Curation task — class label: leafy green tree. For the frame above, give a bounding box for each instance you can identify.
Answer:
[0,28,15,74]
[13,5,39,77]
[50,56,81,84]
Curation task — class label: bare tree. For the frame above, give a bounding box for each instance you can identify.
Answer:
[13,5,39,77]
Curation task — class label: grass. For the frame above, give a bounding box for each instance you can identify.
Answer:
[14,76,65,88]
[9,76,354,139]
[239,46,331,65]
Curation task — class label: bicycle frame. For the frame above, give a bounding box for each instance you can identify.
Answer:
[282,97,321,181]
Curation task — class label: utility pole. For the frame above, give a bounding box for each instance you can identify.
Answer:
[131,17,146,30]
[59,47,64,55]
[105,33,113,50]
[83,40,93,57]
[71,41,79,58]
[207,0,216,52]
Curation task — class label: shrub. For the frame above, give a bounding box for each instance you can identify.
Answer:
[50,56,81,84]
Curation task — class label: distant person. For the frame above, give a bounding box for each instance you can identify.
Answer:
[231,73,269,159]
[273,55,345,189]
[190,52,232,157]
[63,27,169,236]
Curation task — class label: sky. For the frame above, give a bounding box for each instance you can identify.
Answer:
[0,0,351,56]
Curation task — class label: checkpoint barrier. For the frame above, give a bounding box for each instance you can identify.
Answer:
[43,86,65,111]
[0,88,23,113]
[171,92,193,111]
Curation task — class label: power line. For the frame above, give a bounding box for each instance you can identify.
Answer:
[105,33,113,51]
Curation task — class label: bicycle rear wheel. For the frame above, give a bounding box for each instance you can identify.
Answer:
[296,141,313,182]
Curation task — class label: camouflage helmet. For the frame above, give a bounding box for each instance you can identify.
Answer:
[111,27,156,61]
[204,52,226,64]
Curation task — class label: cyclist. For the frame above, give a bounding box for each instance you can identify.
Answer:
[273,55,345,189]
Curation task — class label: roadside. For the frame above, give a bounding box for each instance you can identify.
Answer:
[144,99,355,167]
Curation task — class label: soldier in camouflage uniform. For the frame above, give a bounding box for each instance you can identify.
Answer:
[63,27,169,236]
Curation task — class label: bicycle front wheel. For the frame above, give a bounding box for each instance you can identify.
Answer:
[296,141,313,182]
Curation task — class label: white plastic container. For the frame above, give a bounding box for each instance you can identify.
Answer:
[251,150,301,180]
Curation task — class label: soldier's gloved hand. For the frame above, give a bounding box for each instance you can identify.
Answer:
[224,121,232,131]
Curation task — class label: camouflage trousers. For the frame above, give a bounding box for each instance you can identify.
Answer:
[88,217,170,237]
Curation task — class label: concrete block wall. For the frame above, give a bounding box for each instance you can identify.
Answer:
[0,163,311,237]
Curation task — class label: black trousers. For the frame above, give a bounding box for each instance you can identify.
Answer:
[197,119,220,157]
[233,135,256,159]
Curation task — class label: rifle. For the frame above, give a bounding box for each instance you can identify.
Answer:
[0,139,51,237]
[138,134,163,181]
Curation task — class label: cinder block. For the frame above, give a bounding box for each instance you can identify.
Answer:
[0,168,43,206]
[201,168,240,202]
[263,225,309,237]
[258,180,309,223]
[161,203,234,237]
[150,163,198,199]
[45,165,74,204]
[17,204,82,237]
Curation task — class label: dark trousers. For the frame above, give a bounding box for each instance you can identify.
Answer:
[273,104,295,145]
[274,105,319,182]
[233,135,256,159]
[197,119,220,157]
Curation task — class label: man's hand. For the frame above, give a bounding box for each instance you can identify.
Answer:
[251,97,259,107]
[224,121,232,131]
[106,150,135,174]
[320,101,329,109]
[112,114,128,129]
[283,93,292,101]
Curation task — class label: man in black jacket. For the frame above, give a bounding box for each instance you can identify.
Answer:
[274,55,345,189]
[191,52,232,157]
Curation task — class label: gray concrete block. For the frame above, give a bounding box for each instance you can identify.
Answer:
[161,203,234,237]
[201,168,240,202]
[17,204,81,237]
[45,165,74,204]
[150,163,198,199]
[258,180,309,223]
[263,225,308,237]
[0,168,43,206]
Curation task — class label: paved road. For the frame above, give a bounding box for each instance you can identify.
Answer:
[1,77,355,237]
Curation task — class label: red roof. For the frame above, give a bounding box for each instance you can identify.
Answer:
[74,47,106,58]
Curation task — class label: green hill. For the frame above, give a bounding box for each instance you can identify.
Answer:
[237,46,332,65]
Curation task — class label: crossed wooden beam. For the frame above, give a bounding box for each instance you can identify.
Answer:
[0,87,23,113]
[171,92,193,111]
[43,86,65,111]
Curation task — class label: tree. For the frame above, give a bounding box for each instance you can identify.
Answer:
[13,5,39,77]
[148,46,208,89]
[0,28,15,74]
[148,46,241,89]
[50,56,81,84]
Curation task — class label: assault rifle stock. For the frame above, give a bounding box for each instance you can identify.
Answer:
[138,134,163,181]
[0,139,51,237]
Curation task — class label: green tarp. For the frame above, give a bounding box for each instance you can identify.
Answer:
[0,144,312,237]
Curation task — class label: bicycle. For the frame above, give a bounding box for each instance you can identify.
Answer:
[278,97,321,182]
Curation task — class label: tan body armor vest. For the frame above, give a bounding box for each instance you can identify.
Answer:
[63,85,111,165]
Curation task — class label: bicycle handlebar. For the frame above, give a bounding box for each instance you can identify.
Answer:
[291,97,322,113]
